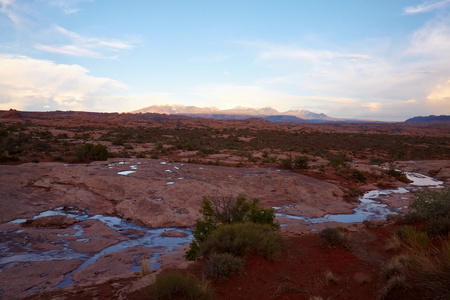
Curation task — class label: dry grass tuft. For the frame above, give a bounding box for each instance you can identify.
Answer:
[382,255,411,280]
[141,258,151,276]
[323,270,339,285]
[384,234,402,251]
[377,275,405,300]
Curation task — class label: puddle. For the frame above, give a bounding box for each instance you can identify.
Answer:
[165,182,175,185]
[404,171,443,186]
[117,170,136,176]
[275,171,444,225]
[2,208,193,289]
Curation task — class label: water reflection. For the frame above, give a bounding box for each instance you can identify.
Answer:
[275,171,443,225]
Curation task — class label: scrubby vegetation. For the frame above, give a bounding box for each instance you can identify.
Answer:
[319,227,347,247]
[147,271,215,300]
[385,167,411,183]
[1,111,449,165]
[184,194,279,260]
[200,222,284,260]
[378,187,450,299]
[410,187,450,234]
[279,155,309,170]
[206,253,244,281]
[75,143,109,162]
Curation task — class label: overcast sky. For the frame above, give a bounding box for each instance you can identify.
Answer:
[1,0,450,121]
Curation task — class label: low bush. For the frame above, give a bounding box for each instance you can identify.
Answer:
[184,194,278,260]
[206,253,244,281]
[385,167,411,183]
[319,227,347,247]
[345,187,364,198]
[279,155,309,170]
[410,188,450,220]
[369,156,385,165]
[328,155,349,169]
[147,271,214,300]
[200,222,284,260]
[351,169,367,183]
[409,187,450,235]
[425,217,450,236]
[75,143,109,162]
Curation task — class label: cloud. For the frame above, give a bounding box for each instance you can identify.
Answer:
[361,102,382,112]
[45,0,93,14]
[0,0,94,30]
[407,19,450,59]
[404,0,450,15]
[0,0,30,27]
[244,41,372,63]
[0,54,127,111]
[237,17,450,120]
[34,26,135,58]
[34,44,99,57]
[426,78,450,110]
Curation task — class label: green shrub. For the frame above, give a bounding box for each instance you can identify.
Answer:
[184,194,278,260]
[200,222,284,260]
[328,155,349,169]
[147,271,214,300]
[386,213,424,225]
[346,187,364,198]
[75,143,109,162]
[425,217,450,236]
[410,188,450,220]
[279,155,309,170]
[369,156,385,165]
[206,253,244,281]
[409,188,450,235]
[319,227,347,247]
[385,167,411,183]
[351,169,367,183]
[397,226,430,251]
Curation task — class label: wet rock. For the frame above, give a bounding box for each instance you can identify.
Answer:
[23,215,78,228]
[0,259,82,299]
[160,230,188,238]
[72,245,163,284]
[71,236,125,253]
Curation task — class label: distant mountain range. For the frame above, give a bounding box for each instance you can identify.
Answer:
[405,115,450,122]
[132,105,373,123]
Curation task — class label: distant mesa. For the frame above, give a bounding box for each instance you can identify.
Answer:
[0,109,22,119]
[405,115,450,122]
[132,105,371,123]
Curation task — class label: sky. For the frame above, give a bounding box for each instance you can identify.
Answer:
[1,1,450,121]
